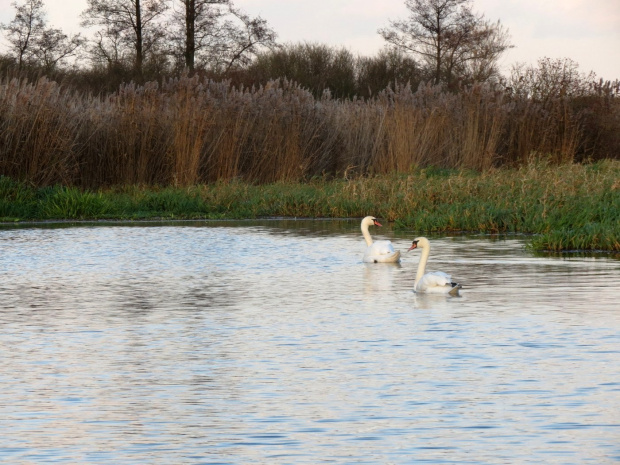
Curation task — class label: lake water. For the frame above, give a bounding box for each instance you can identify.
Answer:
[0,220,618,464]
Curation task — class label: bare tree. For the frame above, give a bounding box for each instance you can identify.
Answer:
[378,0,511,86]
[2,0,45,69]
[1,0,84,70]
[508,57,597,102]
[169,0,277,72]
[169,0,227,71]
[34,28,85,71]
[90,26,125,68]
[220,6,278,72]
[81,0,168,78]
[457,19,512,84]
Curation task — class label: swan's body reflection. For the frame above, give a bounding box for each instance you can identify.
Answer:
[363,261,402,294]
[412,290,463,310]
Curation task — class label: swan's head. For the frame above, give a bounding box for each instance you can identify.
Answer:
[407,237,429,251]
[362,216,382,228]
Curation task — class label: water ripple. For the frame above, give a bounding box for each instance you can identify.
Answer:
[0,220,618,464]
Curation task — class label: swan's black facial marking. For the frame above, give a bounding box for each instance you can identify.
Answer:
[407,240,419,252]
[373,219,382,227]
[374,259,378,263]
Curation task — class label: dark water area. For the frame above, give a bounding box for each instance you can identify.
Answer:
[0,220,618,464]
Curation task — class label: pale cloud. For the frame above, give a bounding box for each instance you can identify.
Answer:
[531,0,620,32]
[476,0,620,77]
[478,0,620,29]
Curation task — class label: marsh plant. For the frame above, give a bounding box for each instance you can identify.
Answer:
[1,161,618,251]
[1,74,616,188]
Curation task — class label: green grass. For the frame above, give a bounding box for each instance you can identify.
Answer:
[1,160,618,252]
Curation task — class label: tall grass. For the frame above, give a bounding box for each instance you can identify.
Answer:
[1,161,618,251]
[1,74,611,188]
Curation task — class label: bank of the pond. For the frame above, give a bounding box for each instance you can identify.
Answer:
[1,161,618,252]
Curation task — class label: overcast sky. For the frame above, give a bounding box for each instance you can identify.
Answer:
[1,0,619,79]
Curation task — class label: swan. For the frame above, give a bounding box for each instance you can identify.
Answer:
[361,216,401,263]
[407,237,461,295]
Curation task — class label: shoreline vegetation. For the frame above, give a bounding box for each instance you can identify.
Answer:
[0,73,618,253]
[1,161,618,252]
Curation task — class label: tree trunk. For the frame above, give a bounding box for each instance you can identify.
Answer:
[185,0,195,71]
[135,0,143,78]
[435,12,442,85]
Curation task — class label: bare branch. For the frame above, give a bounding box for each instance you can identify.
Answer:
[378,0,512,86]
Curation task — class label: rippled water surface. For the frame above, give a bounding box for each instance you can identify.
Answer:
[1,220,619,464]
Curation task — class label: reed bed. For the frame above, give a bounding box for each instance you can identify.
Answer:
[0,75,605,188]
[1,161,618,252]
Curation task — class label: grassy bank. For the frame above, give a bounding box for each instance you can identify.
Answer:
[1,161,618,252]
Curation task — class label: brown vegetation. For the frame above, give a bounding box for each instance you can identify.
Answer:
[0,73,618,188]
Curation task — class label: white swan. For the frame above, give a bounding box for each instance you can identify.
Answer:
[361,216,401,263]
[408,237,461,295]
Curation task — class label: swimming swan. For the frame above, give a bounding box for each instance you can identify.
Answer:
[408,237,461,295]
[361,216,401,263]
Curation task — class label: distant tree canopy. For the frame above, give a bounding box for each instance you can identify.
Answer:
[241,43,356,98]
[237,43,423,99]
[355,48,422,97]
[378,0,512,88]
[507,57,598,101]
[1,0,276,83]
[2,0,616,103]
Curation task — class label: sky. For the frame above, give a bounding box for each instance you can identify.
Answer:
[1,0,619,79]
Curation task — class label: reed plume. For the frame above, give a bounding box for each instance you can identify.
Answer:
[0,74,612,188]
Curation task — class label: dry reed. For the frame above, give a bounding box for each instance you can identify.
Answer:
[0,74,610,188]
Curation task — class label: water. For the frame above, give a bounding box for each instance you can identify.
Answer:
[0,220,618,464]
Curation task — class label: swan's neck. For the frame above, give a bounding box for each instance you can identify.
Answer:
[415,246,430,287]
[361,223,373,247]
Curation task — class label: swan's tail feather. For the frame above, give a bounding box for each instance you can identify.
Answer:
[448,282,462,296]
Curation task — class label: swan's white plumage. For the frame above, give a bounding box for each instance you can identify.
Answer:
[361,216,401,263]
[408,237,461,295]
[364,240,399,262]
[415,271,455,293]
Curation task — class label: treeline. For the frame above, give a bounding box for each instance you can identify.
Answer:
[0,0,514,94]
[0,57,618,188]
[0,44,424,98]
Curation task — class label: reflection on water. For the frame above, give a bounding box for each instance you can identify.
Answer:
[0,220,619,464]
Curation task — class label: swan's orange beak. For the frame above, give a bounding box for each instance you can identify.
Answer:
[407,241,418,252]
[373,220,382,227]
